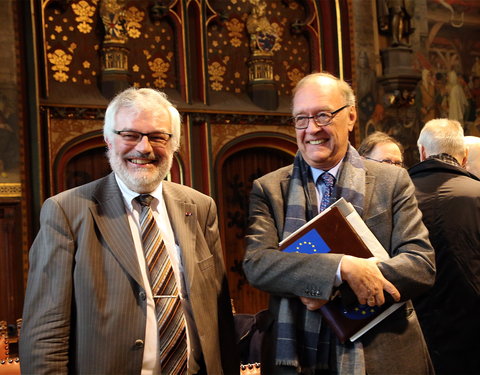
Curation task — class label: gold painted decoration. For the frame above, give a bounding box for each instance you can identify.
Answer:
[225,18,245,48]
[124,6,144,39]
[287,68,304,88]
[149,57,170,88]
[71,0,96,34]
[246,0,277,55]
[47,49,73,82]
[100,0,128,42]
[209,62,227,91]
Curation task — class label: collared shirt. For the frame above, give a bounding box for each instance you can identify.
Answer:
[310,161,343,286]
[310,162,342,211]
[115,175,189,375]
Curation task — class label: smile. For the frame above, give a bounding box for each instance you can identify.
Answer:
[129,158,156,165]
[308,139,328,145]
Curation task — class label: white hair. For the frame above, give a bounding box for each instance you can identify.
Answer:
[103,87,181,152]
[417,118,465,160]
[464,136,480,176]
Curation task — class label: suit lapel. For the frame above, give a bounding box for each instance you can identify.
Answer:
[90,173,145,288]
[335,146,368,217]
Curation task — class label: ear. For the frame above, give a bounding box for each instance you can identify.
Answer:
[347,106,357,132]
[105,137,112,150]
[461,147,468,168]
[419,145,427,161]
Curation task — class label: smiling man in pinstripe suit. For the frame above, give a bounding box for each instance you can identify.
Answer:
[20,88,238,374]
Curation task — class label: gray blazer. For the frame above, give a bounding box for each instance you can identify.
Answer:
[243,160,435,374]
[20,173,238,374]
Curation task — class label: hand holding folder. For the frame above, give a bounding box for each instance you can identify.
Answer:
[279,198,405,343]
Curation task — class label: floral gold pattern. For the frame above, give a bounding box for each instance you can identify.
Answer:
[209,61,227,91]
[124,6,144,39]
[287,68,304,88]
[149,57,170,88]
[48,49,73,82]
[225,18,244,48]
[71,0,96,34]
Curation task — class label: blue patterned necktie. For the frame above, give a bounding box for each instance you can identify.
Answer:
[136,194,187,374]
[319,172,335,212]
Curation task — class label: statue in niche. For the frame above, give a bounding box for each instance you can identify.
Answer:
[100,0,128,43]
[377,0,415,47]
[246,0,277,55]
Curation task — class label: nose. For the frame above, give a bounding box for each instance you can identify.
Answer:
[305,117,322,132]
[135,135,153,152]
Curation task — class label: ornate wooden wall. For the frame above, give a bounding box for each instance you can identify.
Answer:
[0,0,353,322]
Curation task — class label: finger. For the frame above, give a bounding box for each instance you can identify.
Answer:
[383,279,401,302]
[374,291,385,306]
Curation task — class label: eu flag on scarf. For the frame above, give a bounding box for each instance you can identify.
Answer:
[282,228,331,254]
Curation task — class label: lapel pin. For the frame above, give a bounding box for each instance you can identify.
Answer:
[185,212,192,216]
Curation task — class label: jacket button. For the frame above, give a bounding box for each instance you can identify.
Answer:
[139,291,146,300]
[134,339,144,348]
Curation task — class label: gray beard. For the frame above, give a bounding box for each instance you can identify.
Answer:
[107,149,173,193]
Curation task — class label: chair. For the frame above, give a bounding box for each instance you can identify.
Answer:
[234,309,274,375]
[0,320,20,375]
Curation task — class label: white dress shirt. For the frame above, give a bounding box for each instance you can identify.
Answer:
[115,175,189,375]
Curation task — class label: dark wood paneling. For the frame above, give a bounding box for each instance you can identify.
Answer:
[220,147,294,314]
[0,203,24,325]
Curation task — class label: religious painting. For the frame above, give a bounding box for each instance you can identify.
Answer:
[353,0,480,166]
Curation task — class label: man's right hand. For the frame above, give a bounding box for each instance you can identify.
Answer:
[340,255,401,306]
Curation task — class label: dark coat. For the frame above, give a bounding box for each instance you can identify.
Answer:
[409,158,480,374]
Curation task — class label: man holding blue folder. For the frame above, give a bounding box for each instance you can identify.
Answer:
[243,72,435,375]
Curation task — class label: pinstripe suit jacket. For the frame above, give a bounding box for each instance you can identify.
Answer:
[243,160,436,374]
[20,173,238,374]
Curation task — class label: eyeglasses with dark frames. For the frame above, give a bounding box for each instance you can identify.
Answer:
[112,130,173,146]
[291,105,349,129]
[364,156,404,168]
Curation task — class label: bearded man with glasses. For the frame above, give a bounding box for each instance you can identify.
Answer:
[243,72,435,375]
[20,88,238,374]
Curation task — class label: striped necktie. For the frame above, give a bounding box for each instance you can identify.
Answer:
[136,194,187,374]
[319,172,335,212]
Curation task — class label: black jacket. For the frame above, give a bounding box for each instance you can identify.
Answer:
[409,158,480,374]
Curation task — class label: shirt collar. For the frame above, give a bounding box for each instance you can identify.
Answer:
[310,159,342,184]
[114,173,164,211]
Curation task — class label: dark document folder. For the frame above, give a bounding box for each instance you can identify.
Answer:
[279,198,404,342]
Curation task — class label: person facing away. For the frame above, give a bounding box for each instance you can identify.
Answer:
[464,135,480,178]
[243,72,435,375]
[357,131,404,167]
[19,87,238,375]
[409,118,480,374]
